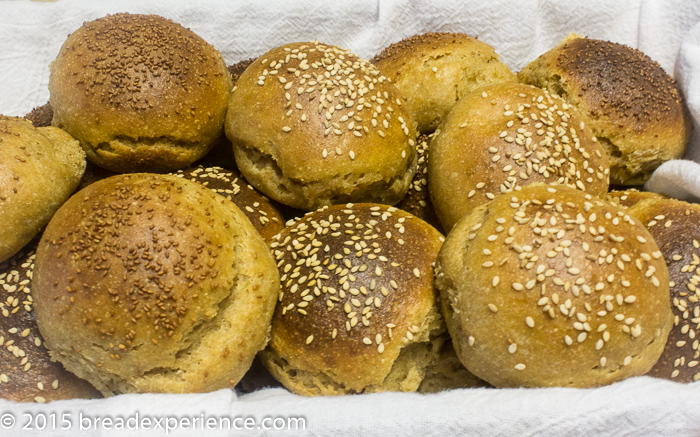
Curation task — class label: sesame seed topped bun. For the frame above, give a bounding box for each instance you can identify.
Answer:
[172,165,285,241]
[624,197,700,383]
[518,35,692,185]
[0,241,101,403]
[262,203,446,395]
[49,13,233,173]
[32,173,279,395]
[225,41,418,211]
[428,82,610,233]
[436,184,672,388]
[606,189,666,209]
[395,133,443,232]
[372,32,516,134]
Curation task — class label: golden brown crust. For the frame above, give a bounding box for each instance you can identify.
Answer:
[0,241,101,403]
[625,198,700,382]
[172,165,285,241]
[518,35,692,185]
[226,41,417,210]
[49,13,232,173]
[436,184,672,388]
[606,189,666,209]
[32,173,279,395]
[396,134,443,232]
[0,116,86,263]
[428,82,610,232]
[372,32,516,134]
[263,203,445,395]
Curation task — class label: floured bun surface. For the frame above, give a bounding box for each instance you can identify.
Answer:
[32,173,279,395]
[226,41,417,210]
[49,13,232,173]
[0,116,85,263]
[0,241,101,403]
[262,203,446,395]
[436,184,672,388]
[519,35,691,185]
[372,32,516,134]
[428,82,609,232]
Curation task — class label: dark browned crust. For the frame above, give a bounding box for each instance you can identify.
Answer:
[25,103,53,128]
[173,165,285,241]
[0,240,101,403]
[556,38,685,127]
[228,59,255,85]
[266,203,444,394]
[626,198,700,383]
[396,134,443,232]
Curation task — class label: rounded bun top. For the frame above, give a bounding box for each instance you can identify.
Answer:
[428,82,610,232]
[518,35,691,185]
[226,41,417,210]
[437,184,672,387]
[32,173,278,394]
[551,37,683,126]
[49,13,232,172]
[267,203,444,393]
[372,32,516,134]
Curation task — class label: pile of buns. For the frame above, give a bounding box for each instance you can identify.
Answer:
[1,12,695,403]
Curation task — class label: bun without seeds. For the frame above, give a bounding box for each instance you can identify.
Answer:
[0,116,85,263]
[372,32,516,134]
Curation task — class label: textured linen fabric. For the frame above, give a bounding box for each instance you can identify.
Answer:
[1,1,700,436]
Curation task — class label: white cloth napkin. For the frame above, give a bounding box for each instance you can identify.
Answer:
[1,1,700,436]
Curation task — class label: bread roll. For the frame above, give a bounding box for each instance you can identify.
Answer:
[396,134,442,232]
[625,197,700,382]
[0,116,85,263]
[262,203,446,395]
[372,32,516,134]
[226,41,417,210]
[519,35,691,185]
[417,339,489,393]
[428,82,609,232]
[0,241,101,403]
[32,174,279,395]
[607,189,666,209]
[436,184,672,387]
[172,165,285,241]
[49,13,232,173]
